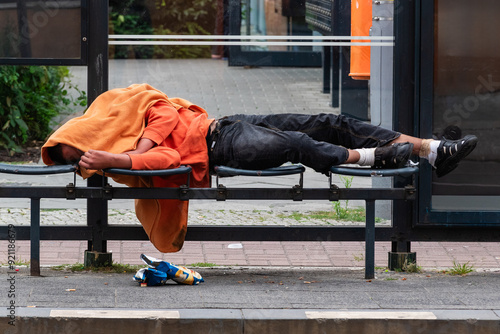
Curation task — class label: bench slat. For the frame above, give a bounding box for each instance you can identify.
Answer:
[103,166,192,176]
[330,166,419,177]
[0,163,76,175]
[214,164,305,177]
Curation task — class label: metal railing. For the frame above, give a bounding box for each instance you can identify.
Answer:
[0,163,418,279]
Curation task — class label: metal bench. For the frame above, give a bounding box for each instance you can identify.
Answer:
[214,164,419,278]
[0,162,418,279]
[0,163,192,275]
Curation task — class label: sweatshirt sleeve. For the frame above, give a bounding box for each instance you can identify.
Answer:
[142,102,179,145]
[128,146,181,170]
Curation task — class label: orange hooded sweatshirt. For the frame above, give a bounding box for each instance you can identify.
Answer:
[42,84,213,252]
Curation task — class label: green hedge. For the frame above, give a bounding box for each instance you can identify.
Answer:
[0,66,86,153]
[109,0,217,59]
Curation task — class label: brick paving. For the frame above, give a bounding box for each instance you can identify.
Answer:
[1,240,499,270]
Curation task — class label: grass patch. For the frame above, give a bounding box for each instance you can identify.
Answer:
[16,256,30,266]
[52,262,217,273]
[353,253,364,262]
[402,260,422,273]
[446,261,474,276]
[51,264,69,271]
[276,175,382,223]
[51,262,143,273]
[277,208,370,223]
[278,176,368,223]
[188,262,218,268]
[332,176,355,220]
[2,256,30,266]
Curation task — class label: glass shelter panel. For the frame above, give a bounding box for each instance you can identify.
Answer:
[71,0,395,225]
[240,0,315,52]
[0,0,83,60]
[431,0,500,211]
[227,0,322,66]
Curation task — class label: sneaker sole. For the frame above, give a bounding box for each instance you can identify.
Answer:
[436,135,478,178]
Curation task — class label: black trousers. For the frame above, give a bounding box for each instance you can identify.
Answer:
[209,113,400,174]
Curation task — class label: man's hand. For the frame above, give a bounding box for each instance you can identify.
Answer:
[79,150,132,170]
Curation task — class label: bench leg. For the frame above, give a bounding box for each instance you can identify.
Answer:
[30,198,41,276]
[322,46,331,94]
[365,200,375,279]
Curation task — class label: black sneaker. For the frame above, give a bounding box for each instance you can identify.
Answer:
[434,135,478,178]
[373,142,413,169]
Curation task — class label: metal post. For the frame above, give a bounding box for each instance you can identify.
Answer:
[322,46,331,94]
[365,199,375,279]
[245,0,251,35]
[331,46,342,108]
[16,0,32,58]
[30,198,40,276]
[331,0,342,109]
[87,0,109,102]
[392,241,411,253]
[331,46,340,108]
[86,0,109,256]
[390,0,418,269]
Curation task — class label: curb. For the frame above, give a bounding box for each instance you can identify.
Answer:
[1,308,499,334]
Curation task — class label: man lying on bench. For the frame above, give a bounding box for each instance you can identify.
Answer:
[41,84,478,253]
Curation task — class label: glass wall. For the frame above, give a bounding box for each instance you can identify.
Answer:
[0,0,396,223]
[240,0,313,52]
[431,0,500,211]
[103,0,393,222]
[0,0,83,60]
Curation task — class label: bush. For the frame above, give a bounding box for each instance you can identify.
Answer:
[152,23,212,59]
[150,0,215,59]
[109,11,154,59]
[0,65,86,153]
[109,0,217,59]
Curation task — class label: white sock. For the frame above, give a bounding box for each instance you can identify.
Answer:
[427,140,440,167]
[354,148,376,166]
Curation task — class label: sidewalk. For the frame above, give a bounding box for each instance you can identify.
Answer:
[1,265,500,333]
[1,239,500,270]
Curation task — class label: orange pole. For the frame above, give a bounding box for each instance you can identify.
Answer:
[350,0,372,80]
